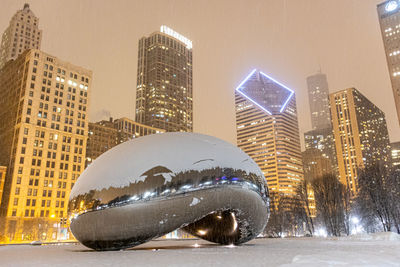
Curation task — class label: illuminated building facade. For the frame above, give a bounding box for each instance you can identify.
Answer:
[302,148,332,181]
[330,88,391,194]
[235,69,304,198]
[0,167,6,209]
[307,73,331,130]
[113,117,165,138]
[86,117,164,166]
[377,1,400,125]
[304,128,337,175]
[136,25,193,132]
[0,49,91,242]
[304,72,337,176]
[391,141,400,168]
[301,148,332,218]
[86,119,119,167]
[0,4,42,69]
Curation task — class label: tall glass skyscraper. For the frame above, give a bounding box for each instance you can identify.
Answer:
[305,72,337,177]
[306,73,331,130]
[135,26,193,132]
[377,1,400,125]
[304,127,336,171]
[235,69,304,197]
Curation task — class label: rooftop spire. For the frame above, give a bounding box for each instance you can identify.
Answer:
[23,3,29,9]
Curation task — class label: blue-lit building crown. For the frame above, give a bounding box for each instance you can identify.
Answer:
[236,69,294,114]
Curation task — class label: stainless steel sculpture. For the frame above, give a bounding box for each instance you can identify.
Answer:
[68,133,269,251]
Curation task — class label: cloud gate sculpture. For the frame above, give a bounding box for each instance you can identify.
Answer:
[68,133,269,251]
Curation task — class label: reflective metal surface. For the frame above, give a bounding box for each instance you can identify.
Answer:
[68,133,269,251]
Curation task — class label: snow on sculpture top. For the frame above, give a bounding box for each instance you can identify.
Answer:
[70,132,263,198]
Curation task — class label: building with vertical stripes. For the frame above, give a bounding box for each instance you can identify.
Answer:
[306,73,331,130]
[0,49,91,242]
[0,166,6,210]
[135,26,193,132]
[391,141,400,168]
[377,1,400,125]
[329,88,391,194]
[0,4,42,69]
[235,69,304,198]
[304,72,338,176]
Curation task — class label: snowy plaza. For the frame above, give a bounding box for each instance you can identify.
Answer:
[1,233,400,266]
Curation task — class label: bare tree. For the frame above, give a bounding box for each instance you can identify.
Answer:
[386,169,400,234]
[342,185,352,236]
[357,164,393,232]
[295,179,315,236]
[265,191,312,237]
[265,192,287,237]
[311,174,346,236]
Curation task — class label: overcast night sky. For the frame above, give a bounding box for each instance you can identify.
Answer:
[1,0,399,148]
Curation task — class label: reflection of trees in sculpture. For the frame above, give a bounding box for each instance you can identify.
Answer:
[69,166,267,214]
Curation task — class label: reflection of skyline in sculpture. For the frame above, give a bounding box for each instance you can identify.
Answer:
[69,166,267,215]
[68,133,269,250]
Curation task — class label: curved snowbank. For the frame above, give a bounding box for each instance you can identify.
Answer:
[336,232,400,241]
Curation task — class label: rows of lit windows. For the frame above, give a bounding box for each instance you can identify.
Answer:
[236,93,303,196]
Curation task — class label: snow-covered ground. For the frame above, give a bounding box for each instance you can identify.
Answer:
[1,233,400,266]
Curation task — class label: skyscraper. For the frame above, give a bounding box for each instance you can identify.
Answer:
[306,73,331,130]
[86,119,119,167]
[235,69,304,198]
[0,167,6,209]
[377,1,400,125]
[304,72,337,177]
[391,142,400,168]
[0,4,42,69]
[135,25,193,132]
[330,88,391,194]
[302,148,332,181]
[0,49,91,242]
[304,128,337,175]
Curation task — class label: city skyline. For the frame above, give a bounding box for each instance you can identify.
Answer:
[1,0,400,251]
[0,0,399,150]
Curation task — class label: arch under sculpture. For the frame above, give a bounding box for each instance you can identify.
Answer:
[68,133,269,251]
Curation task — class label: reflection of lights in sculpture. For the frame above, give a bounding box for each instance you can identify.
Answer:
[197,230,207,236]
[231,213,238,232]
[68,133,269,251]
[386,1,398,12]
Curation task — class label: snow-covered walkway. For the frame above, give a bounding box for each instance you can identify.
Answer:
[1,234,399,266]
